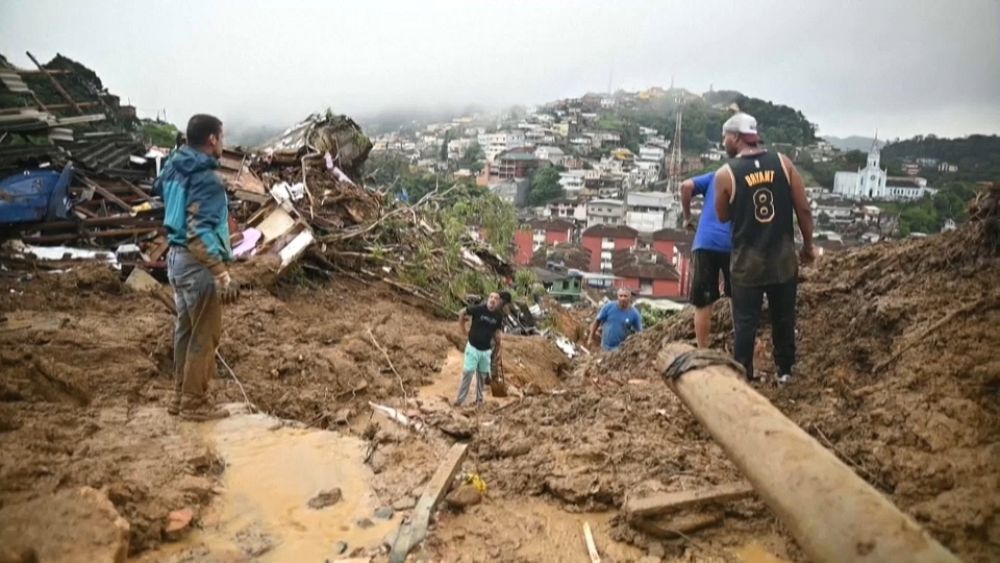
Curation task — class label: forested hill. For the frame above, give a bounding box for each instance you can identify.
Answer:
[882,135,1000,182]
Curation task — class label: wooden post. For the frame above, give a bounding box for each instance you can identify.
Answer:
[656,344,960,563]
[25,51,83,114]
[389,443,468,563]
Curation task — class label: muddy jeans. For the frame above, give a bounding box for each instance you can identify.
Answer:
[167,246,221,408]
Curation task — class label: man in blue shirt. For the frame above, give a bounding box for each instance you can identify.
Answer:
[682,172,733,348]
[589,288,643,351]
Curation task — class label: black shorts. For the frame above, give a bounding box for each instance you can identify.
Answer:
[691,250,732,308]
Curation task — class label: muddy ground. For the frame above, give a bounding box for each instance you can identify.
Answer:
[0,219,997,562]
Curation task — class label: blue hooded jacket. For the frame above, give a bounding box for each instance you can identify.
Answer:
[155,146,233,271]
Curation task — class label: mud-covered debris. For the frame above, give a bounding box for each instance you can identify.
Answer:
[374,506,394,520]
[307,488,343,510]
[445,484,482,509]
[164,507,194,539]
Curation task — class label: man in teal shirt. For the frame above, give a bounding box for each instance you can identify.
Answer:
[589,288,643,351]
[157,114,239,421]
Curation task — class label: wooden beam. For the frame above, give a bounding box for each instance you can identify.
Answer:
[389,443,468,563]
[624,482,754,521]
[25,52,83,114]
[93,185,133,213]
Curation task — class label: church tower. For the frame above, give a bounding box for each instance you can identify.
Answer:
[866,133,880,169]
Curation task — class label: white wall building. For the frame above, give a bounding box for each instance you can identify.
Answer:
[833,141,933,201]
[586,199,625,228]
[544,199,588,222]
[535,146,567,166]
[558,170,586,194]
[477,131,527,162]
[626,191,676,232]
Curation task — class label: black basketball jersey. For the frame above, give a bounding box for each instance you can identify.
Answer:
[727,151,797,286]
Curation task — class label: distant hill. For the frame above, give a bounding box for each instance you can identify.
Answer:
[881,134,1000,182]
[824,135,884,152]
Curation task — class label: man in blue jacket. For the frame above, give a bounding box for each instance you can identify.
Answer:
[681,172,733,348]
[157,114,238,421]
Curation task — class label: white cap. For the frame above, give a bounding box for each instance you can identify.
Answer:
[722,112,760,142]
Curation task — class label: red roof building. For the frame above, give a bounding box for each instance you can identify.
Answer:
[610,248,683,298]
[651,228,695,298]
[581,225,639,273]
[514,219,575,266]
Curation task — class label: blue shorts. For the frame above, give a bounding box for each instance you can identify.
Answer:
[463,342,491,373]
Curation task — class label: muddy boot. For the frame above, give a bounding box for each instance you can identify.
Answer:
[167,393,182,416]
[179,396,230,421]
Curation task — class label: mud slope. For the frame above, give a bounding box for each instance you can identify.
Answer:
[583,219,1000,561]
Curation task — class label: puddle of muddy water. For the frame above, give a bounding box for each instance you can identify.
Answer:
[141,413,397,562]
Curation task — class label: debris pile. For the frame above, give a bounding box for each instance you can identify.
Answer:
[1,53,178,265]
[223,113,511,309]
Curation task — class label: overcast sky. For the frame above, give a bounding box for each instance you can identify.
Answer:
[2,0,998,140]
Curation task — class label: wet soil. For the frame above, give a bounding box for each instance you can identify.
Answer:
[1,219,998,562]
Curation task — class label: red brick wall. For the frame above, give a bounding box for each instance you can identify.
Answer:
[653,278,682,298]
[582,234,636,272]
[581,235,602,272]
[514,229,534,266]
[545,228,570,245]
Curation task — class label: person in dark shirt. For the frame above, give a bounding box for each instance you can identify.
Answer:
[488,291,513,385]
[714,112,815,385]
[456,291,505,406]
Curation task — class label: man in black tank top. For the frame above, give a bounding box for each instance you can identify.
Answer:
[714,113,815,384]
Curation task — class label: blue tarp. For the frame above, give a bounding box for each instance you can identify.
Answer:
[0,163,73,225]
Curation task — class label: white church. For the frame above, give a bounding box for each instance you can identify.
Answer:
[833,140,934,201]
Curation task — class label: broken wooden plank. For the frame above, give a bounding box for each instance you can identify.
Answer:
[631,510,724,539]
[93,185,133,213]
[389,443,468,563]
[624,482,754,521]
[583,522,601,563]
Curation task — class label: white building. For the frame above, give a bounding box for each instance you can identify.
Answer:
[535,146,567,166]
[639,145,666,161]
[544,198,588,222]
[833,141,932,201]
[586,199,625,228]
[626,191,677,232]
[477,131,527,162]
[558,170,586,194]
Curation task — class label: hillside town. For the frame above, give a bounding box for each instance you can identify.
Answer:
[369,87,965,304]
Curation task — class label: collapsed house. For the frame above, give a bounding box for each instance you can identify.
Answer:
[0,54,510,310]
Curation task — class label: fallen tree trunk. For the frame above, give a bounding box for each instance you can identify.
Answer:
[655,344,960,563]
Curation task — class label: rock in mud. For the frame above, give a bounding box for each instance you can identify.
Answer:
[165,507,195,540]
[445,484,482,509]
[308,488,343,509]
[234,524,274,557]
[355,518,374,529]
[392,496,416,510]
[497,440,531,458]
[373,506,394,520]
[0,487,129,562]
[333,540,348,554]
